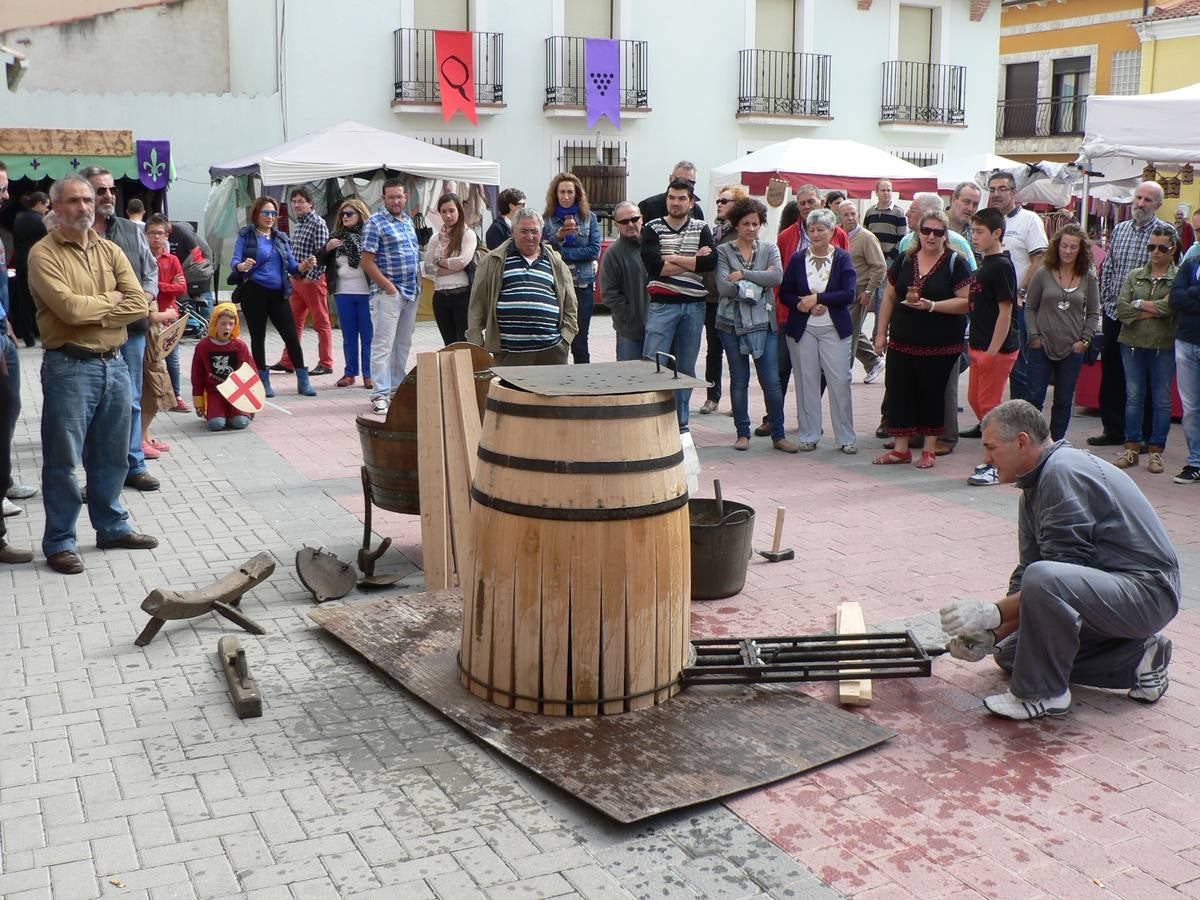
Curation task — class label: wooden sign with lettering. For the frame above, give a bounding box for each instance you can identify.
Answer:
[0,128,133,157]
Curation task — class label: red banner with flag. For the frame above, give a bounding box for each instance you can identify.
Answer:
[435,30,478,125]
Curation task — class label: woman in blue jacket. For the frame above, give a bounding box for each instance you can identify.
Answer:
[229,197,318,396]
[542,173,601,363]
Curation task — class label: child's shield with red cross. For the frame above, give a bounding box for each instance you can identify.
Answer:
[217,362,266,414]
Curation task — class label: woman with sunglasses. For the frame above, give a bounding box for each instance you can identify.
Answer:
[229,197,318,397]
[423,193,478,347]
[1025,224,1101,440]
[1114,225,1181,474]
[542,173,601,363]
[873,210,971,468]
[324,198,373,388]
[700,186,747,415]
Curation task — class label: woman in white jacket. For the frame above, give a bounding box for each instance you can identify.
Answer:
[423,193,478,346]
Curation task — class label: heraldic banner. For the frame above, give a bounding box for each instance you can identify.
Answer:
[585,39,620,130]
[435,30,478,125]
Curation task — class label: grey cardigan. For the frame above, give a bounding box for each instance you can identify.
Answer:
[714,240,783,335]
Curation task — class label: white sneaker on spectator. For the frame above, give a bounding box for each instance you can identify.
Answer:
[968,464,999,486]
[372,397,389,415]
[865,360,885,384]
[6,483,37,500]
[2,498,21,517]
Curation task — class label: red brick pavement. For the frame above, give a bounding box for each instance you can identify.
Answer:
[254,319,1200,899]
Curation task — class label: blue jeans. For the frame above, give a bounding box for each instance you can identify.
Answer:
[336,293,372,378]
[166,344,182,397]
[120,332,148,476]
[40,351,134,555]
[615,333,644,362]
[1177,340,1200,466]
[571,284,595,364]
[718,328,785,441]
[1008,306,1029,402]
[1,331,19,494]
[1025,346,1085,442]
[207,415,250,431]
[1121,344,1176,448]
[641,301,705,432]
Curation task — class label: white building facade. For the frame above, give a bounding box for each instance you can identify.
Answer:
[2,0,1001,228]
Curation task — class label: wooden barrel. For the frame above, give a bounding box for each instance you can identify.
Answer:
[357,343,495,516]
[459,382,691,716]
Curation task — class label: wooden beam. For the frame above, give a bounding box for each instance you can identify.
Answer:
[416,353,452,590]
[440,349,479,590]
[836,602,873,707]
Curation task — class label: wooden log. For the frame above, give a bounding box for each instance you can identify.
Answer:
[836,602,874,707]
[416,353,451,590]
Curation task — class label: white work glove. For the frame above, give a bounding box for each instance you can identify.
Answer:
[946,632,996,663]
[939,601,1001,637]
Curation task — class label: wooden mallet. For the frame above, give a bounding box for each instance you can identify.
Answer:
[757,506,794,562]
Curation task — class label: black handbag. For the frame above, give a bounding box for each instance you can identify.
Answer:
[1083,332,1104,365]
[412,213,433,248]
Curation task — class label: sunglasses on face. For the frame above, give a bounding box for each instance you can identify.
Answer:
[919,226,946,237]
[716,198,733,205]
[1148,243,1174,253]
[341,211,359,218]
[616,215,642,225]
[259,210,278,217]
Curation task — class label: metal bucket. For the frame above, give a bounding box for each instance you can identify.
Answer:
[688,498,755,601]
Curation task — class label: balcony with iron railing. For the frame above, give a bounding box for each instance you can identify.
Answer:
[391,28,504,113]
[879,60,966,127]
[544,37,650,116]
[996,95,1088,139]
[736,49,831,125]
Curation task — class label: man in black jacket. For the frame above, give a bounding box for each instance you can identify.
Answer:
[639,161,706,223]
[600,201,650,361]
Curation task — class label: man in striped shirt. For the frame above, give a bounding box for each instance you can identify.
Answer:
[467,209,578,365]
[863,179,907,265]
[640,180,716,432]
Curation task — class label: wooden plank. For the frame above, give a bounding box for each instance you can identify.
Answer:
[599,523,627,716]
[481,509,517,707]
[416,353,452,590]
[570,521,602,716]
[440,350,476,588]
[540,521,570,717]
[836,602,873,707]
[624,517,656,711]
[0,127,133,156]
[512,517,543,714]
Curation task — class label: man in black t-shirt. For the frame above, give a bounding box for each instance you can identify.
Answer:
[967,207,1019,486]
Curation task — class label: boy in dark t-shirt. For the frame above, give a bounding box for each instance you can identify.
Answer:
[967,207,1019,486]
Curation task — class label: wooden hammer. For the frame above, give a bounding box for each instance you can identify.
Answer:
[757,507,794,562]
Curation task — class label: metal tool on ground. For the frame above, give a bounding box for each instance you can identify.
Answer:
[295,546,356,603]
[135,552,274,645]
[218,635,263,718]
[682,631,935,687]
[757,506,795,562]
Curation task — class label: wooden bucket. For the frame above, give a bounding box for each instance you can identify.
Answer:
[356,342,495,516]
[459,382,691,716]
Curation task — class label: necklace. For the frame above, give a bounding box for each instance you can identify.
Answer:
[1055,267,1079,310]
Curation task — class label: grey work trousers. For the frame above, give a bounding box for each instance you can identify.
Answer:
[994,560,1178,699]
[850,300,881,375]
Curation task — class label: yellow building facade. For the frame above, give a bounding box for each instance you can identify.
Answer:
[997,0,1144,163]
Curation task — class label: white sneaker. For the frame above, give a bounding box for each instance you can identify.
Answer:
[1129,635,1171,703]
[6,483,37,500]
[1,498,20,517]
[865,360,885,384]
[967,464,999,486]
[372,397,389,415]
[984,688,1071,720]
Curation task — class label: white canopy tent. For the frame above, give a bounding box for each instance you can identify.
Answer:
[710,138,938,200]
[208,119,500,186]
[1075,82,1200,223]
[923,153,1079,207]
[922,153,1022,192]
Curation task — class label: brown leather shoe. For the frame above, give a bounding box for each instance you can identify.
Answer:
[124,472,160,492]
[97,532,159,551]
[934,441,954,456]
[773,438,801,453]
[754,421,773,437]
[0,544,34,565]
[46,550,84,574]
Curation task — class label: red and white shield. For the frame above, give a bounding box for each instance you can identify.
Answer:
[157,316,188,358]
[217,362,266,414]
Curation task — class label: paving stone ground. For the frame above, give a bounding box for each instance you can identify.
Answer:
[2,310,1199,899]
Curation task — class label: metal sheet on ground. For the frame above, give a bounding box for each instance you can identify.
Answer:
[490,360,708,395]
[310,590,896,824]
